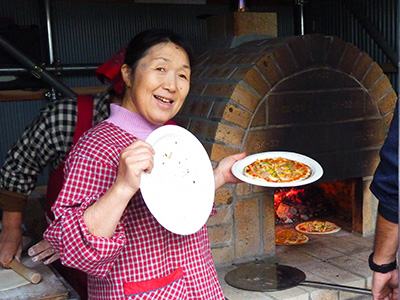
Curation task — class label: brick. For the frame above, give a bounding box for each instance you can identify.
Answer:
[326,36,346,68]
[209,101,227,120]
[229,52,264,65]
[337,43,361,74]
[273,44,298,76]
[256,53,284,87]
[233,12,277,37]
[172,115,189,128]
[250,103,266,127]
[210,143,239,163]
[189,119,218,140]
[234,197,261,259]
[261,192,276,255]
[289,36,313,70]
[243,67,271,96]
[235,182,251,197]
[221,104,252,129]
[203,82,236,98]
[370,76,395,103]
[230,67,252,81]
[384,113,394,128]
[215,123,245,146]
[362,62,384,90]
[352,52,373,82]
[181,96,213,117]
[231,84,260,112]
[201,66,237,79]
[208,224,233,246]
[377,90,397,116]
[215,186,234,205]
[207,205,233,226]
[188,82,207,96]
[206,51,235,65]
[306,34,331,64]
[210,245,234,266]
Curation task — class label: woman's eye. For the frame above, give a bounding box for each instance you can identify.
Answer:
[179,74,188,80]
[156,67,165,72]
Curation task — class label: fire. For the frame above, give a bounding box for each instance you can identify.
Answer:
[274,188,305,210]
[274,185,333,224]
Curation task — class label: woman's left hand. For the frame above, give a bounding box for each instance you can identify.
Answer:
[213,152,246,190]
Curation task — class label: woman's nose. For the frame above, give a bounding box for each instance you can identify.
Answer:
[162,74,177,92]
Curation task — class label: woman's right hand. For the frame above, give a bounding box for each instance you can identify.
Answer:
[114,140,155,196]
[83,139,155,238]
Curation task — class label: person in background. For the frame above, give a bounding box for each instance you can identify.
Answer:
[0,46,126,299]
[43,28,245,300]
[369,101,399,300]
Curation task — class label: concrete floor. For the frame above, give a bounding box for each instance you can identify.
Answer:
[217,228,374,300]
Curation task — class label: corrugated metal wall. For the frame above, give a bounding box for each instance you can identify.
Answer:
[1,0,294,185]
[1,0,397,186]
[304,0,398,90]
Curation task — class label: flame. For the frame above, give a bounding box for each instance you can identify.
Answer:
[274,187,305,209]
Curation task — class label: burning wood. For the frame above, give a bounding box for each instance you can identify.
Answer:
[274,186,333,224]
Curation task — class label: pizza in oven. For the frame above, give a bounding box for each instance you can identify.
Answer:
[244,157,312,183]
[295,220,341,234]
[275,229,309,245]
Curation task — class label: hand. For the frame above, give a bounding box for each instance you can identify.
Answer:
[372,270,399,300]
[113,139,155,196]
[0,227,22,268]
[28,239,60,265]
[0,211,23,268]
[213,152,246,190]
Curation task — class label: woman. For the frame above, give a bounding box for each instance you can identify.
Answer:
[44,29,245,299]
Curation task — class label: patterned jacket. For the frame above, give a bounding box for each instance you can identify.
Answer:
[0,92,110,211]
[44,106,224,300]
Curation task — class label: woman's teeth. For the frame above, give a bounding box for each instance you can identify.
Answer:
[155,95,172,103]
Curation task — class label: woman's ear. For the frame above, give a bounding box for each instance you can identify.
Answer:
[121,64,132,87]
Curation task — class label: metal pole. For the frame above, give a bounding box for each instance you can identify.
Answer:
[44,0,58,99]
[0,34,76,99]
[0,64,99,76]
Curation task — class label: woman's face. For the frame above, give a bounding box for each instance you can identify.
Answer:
[121,42,191,126]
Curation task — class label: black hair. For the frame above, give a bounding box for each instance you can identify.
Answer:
[124,29,194,72]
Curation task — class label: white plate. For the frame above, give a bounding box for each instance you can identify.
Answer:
[231,151,323,187]
[140,125,215,235]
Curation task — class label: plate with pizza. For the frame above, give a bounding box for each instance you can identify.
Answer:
[231,151,323,187]
[275,229,309,245]
[295,220,341,234]
[140,125,215,236]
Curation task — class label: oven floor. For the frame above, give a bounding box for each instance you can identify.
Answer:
[216,229,374,300]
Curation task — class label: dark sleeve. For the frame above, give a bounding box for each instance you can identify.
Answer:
[0,98,77,211]
[370,102,399,223]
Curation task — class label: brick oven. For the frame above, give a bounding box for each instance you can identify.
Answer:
[174,14,397,267]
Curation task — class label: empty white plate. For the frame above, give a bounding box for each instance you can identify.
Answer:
[140,125,215,235]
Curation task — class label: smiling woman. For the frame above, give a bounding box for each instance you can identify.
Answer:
[121,40,191,126]
[42,29,245,300]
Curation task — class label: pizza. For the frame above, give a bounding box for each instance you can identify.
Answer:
[295,220,341,234]
[275,229,309,245]
[244,157,312,183]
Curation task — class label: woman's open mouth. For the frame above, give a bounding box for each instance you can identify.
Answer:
[155,95,173,104]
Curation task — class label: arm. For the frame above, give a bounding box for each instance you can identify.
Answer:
[0,211,22,267]
[371,214,399,300]
[83,140,154,238]
[0,98,76,267]
[43,137,152,277]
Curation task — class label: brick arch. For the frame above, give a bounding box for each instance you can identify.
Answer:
[174,34,398,263]
[177,34,397,165]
